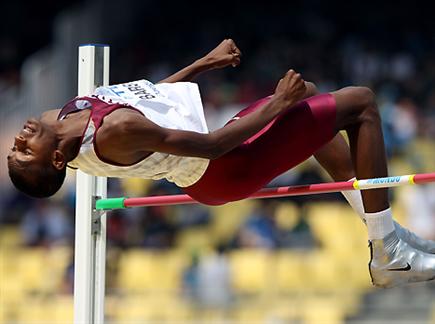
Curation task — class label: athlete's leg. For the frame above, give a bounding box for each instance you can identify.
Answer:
[314,131,435,254]
[328,86,435,287]
[332,87,389,213]
[313,133,354,181]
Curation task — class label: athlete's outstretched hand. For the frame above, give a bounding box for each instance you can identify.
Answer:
[273,69,307,109]
[158,39,241,84]
[200,39,242,69]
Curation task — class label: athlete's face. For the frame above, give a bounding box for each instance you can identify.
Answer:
[7,118,57,173]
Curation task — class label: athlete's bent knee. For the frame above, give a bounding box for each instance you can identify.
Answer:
[358,91,381,125]
[352,86,376,109]
[334,86,379,130]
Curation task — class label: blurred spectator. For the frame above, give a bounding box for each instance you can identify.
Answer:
[182,250,200,302]
[0,191,34,224]
[196,245,233,309]
[381,96,419,159]
[175,204,211,229]
[139,204,176,248]
[400,186,435,241]
[106,209,129,247]
[138,182,178,248]
[391,97,419,153]
[62,255,75,294]
[235,200,280,249]
[20,200,73,246]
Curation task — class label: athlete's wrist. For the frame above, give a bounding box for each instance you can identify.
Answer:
[268,94,297,113]
[192,57,214,73]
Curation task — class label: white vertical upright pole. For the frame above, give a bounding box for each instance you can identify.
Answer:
[74,44,109,324]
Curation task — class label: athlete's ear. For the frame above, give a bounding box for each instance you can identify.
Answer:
[52,149,66,170]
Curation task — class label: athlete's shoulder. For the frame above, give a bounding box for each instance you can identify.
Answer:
[41,108,61,122]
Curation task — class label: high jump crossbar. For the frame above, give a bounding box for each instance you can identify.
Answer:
[96,173,435,210]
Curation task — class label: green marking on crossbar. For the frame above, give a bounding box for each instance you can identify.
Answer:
[95,197,126,210]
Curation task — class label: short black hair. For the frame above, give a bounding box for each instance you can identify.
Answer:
[8,162,66,198]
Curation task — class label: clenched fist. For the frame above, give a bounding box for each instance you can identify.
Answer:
[273,69,306,108]
[200,39,242,69]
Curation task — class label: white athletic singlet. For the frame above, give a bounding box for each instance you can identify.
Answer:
[66,80,210,187]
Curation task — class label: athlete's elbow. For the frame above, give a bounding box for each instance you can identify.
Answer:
[203,136,226,160]
[203,145,224,160]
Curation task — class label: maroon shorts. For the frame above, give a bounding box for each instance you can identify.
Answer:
[183,94,337,205]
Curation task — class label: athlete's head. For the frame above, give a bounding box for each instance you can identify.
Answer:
[7,118,67,198]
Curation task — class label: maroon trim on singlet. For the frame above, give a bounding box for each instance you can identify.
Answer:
[58,96,153,167]
[58,97,94,168]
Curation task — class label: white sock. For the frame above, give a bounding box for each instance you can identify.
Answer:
[341,184,366,223]
[341,178,394,240]
[365,208,395,240]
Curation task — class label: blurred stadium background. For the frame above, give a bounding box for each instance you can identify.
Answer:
[1,0,435,323]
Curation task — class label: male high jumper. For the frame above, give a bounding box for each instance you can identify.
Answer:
[7,39,435,287]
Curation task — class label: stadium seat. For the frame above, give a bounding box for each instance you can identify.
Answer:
[114,294,193,322]
[300,296,345,324]
[15,247,70,294]
[175,226,214,252]
[209,200,255,243]
[0,247,19,280]
[229,249,272,294]
[17,248,48,292]
[273,250,308,293]
[266,297,300,322]
[305,202,345,239]
[15,297,46,323]
[275,202,301,231]
[303,250,344,293]
[411,139,435,173]
[120,177,153,196]
[14,295,72,323]
[340,254,373,292]
[0,251,25,307]
[46,246,73,291]
[232,300,269,322]
[0,272,26,305]
[306,203,367,256]
[0,225,22,247]
[51,295,74,322]
[0,299,20,323]
[117,249,187,293]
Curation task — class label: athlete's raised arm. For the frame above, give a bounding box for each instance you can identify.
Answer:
[104,69,305,162]
[158,39,241,84]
